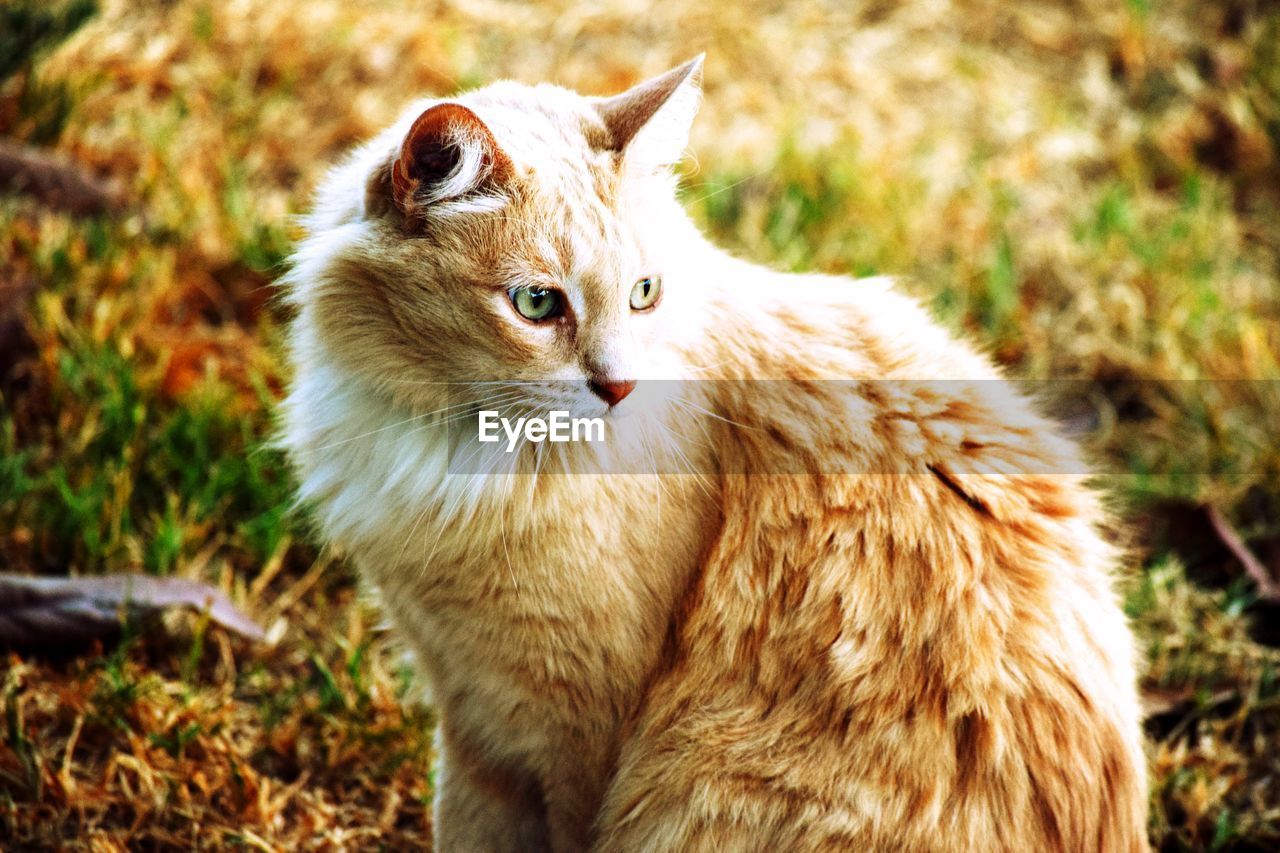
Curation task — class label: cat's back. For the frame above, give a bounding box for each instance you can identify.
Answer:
[595,272,1148,852]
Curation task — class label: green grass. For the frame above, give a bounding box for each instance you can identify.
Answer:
[1,328,294,575]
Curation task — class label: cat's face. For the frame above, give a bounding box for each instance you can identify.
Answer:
[301,58,704,420]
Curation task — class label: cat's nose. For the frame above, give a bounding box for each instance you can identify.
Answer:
[589,378,637,407]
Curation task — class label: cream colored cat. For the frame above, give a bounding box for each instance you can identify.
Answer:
[279,57,1148,851]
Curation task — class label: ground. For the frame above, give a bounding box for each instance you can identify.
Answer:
[1,0,1278,849]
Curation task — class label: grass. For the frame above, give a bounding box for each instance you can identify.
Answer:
[2,0,1279,848]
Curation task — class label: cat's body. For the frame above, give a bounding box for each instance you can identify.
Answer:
[280,58,1148,851]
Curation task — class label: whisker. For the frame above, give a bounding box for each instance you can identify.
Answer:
[682,167,772,206]
[498,469,520,595]
[680,359,739,377]
[660,421,716,500]
[413,435,502,571]
[391,500,436,576]
[671,396,763,433]
[387,378,546,387]
[310,389,527,451]
[638,426,672,512]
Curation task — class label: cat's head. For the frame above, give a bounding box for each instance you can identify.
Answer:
[288,57,706,420]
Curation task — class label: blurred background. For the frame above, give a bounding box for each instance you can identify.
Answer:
[0,0,1277,848]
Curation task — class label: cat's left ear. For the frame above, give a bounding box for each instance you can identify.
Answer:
[372,102,512,222]
[595,55,703,170]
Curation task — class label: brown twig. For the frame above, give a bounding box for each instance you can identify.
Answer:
[0,573,266,647]
[1206,504,1280,602]
[0,138,122,217]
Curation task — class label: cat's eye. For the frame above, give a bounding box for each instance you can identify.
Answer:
[630,275,662,311]
[509,285,563,322]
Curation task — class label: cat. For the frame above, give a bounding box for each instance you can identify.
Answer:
[279,56,1149,851]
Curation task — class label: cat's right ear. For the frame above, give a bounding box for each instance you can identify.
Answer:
[368,102,511,222]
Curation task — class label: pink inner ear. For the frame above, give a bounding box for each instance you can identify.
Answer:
[391,103,511,212]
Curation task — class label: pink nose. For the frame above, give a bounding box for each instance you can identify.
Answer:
[589,378,637,407]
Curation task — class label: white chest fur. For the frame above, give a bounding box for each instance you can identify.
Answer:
[281,359,720,793]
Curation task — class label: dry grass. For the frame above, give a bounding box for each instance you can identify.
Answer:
[1,0,1278,848]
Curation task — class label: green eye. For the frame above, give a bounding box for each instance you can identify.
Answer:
[630,275,662,311]
[510,286,562,321]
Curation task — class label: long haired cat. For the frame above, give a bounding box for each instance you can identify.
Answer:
[279,57,1148,851]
